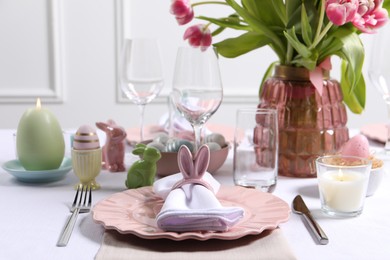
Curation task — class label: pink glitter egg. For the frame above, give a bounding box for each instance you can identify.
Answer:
[339,134,370,158]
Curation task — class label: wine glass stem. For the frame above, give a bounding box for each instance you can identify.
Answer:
[138,104,146,142]
[385,104,390,151]
[192,124,203,152]
[168,96,174,138]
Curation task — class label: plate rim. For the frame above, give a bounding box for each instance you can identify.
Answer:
[2,157,72,182]
[93,185,291,241]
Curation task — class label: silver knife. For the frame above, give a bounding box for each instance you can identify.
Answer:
[292,195,329,245]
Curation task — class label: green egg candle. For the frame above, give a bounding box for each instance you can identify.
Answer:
[16,98,65,170]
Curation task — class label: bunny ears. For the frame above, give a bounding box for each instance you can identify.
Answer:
[171,145,213,192]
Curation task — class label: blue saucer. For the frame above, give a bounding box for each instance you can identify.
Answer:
[2,157,72,183]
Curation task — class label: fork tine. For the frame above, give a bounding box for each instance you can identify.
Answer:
[87,185,92,208]
[78,185,85,206]
[71,185,81,210]
[79,185,91,211]
[57,185,92,246]
[82,185,87,205]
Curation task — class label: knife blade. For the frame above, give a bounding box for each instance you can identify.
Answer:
[292,195,329,245]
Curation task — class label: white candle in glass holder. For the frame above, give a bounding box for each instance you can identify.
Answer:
[319,169,367,212]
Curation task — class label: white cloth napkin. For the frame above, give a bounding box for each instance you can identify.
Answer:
[153,173,244,232]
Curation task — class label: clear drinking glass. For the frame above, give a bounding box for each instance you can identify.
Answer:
[233,108,279,192]
[368,24,390,152]
[171,47,223,152]
[120,38,164,142]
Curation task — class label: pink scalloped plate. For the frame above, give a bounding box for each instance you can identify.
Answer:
[360,123,387,144]
[92,186,290,241]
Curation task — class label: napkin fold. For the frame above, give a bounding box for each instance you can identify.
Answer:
[153,172,244,232]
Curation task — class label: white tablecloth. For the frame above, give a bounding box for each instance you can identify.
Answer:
[0,129,389,260]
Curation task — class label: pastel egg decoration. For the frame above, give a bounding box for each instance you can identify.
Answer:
[339,134,370,158]
[205,133,226,147]
[338,134,384,196]
[146,141,165,152]
[16,98,65,171]
[164,138,194,152]
[71,125,102,190]
[153,133,169,145]
[146,132,229,176]
[73,125,100,150]
[204,142,221,151]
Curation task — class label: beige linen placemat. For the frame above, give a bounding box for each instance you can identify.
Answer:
[95,228,296,260]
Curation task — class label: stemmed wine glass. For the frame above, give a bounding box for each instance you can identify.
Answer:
[171,47,223,152]
[120,38,164,142]
[368,24,390,152]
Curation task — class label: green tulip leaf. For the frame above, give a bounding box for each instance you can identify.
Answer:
[211,26,226,37]
[271,0,287,25]
[317,37,344,61]
[301,3,312,46]
[340,61,365,114]
[225,0,286,60]
[284,28,312,58]
[259,61,279,95]
[214,32,271,58]
[197,15,249,31]
[242,0,285,28]
[383,1,390,12]
[286,0,303,27]
[333,27,364,94]
[291,55,317,70]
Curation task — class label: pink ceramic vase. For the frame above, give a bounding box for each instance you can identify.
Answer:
[259,65,349,178]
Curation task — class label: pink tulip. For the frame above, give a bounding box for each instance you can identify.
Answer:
[357,0,375,14]
[170,0,194,25]
[352,0,388,33]
[183,24,212,51]
[326,0,359,26]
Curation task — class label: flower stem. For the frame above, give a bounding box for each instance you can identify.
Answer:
[286,42,293,65]
[310,22,333,50]
[203,22,212,31]
[310,0,333,51]
[192,1,229,7]
[314,0,325,41]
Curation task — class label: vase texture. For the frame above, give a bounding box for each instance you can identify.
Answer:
[258,66,349,178]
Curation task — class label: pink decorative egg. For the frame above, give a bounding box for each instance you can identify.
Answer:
[73,125,100,150]
[339,134,370,158]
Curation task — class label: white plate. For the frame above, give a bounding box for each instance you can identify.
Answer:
[93,186,290,241]
[2,157,72,183]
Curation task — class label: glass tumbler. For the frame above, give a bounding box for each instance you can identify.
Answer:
[233,108,278,192]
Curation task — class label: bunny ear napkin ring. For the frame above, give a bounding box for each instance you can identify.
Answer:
[171,144,214,192]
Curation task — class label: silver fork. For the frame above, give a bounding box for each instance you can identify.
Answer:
[57,185,92,247]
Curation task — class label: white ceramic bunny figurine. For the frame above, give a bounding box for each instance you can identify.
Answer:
[171,144,213,192]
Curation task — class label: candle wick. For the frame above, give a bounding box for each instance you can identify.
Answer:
[338,169,344,181]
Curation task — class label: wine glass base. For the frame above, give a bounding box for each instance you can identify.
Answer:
[371,147,390,158]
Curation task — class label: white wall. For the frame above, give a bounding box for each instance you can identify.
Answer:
[0,0,387,134]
